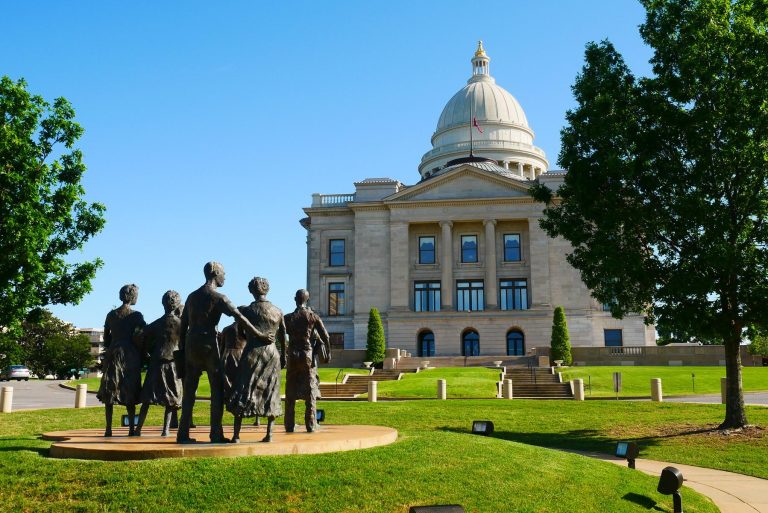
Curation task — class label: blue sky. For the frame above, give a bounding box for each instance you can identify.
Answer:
[3,1,654,327]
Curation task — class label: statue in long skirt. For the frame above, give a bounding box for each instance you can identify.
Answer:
[135,290,184,437]
[97,284,146,436]
[221,321,263,427]
[226,277,286,442]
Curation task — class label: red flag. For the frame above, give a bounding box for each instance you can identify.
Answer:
[472,117,483,134]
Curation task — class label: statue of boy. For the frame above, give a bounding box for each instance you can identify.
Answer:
[176,262,274,444]
[135,290,184,437]
[283,289,330,433]
[226,277,286,442]
[97,284,146,437]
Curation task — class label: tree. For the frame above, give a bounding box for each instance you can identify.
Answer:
[530,0,768,429]
[43,333,93,379]
[365,307,386,365]
[0,77,106,336]
[550,307,572,365]
[748,334,768,358]
[17,309,76,377]
[0,332,23,369]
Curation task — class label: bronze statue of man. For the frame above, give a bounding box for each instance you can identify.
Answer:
[135,290,184,437]
[97,284,146,437]
[176,262,274,443]
[283,289,330,433]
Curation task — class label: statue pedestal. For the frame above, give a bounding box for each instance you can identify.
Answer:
[43,424,398,461]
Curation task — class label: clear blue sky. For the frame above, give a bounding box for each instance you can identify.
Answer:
[3,1,653,328]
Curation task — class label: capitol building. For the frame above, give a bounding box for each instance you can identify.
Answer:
[301,42,655,357]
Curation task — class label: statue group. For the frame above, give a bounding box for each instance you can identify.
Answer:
[96,262,330,443]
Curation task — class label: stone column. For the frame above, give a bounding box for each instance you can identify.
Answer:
[573,379,585,401]
[1,386,12,413]
[516,162,524,177]
[651,378,663,402]
[389,222,409,309]
[368,381,378,403]
[437,379,447,400]
[527,217,551,307]
[75,384,88,408]
[484,219,497,309]
[440,221,454,310]
[503,379,513,399]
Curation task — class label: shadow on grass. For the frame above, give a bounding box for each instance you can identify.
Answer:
[0,443,48,457]
[622,492,664,511]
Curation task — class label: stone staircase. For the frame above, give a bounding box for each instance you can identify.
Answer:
[318,368,417,399]
[504,367,573,399]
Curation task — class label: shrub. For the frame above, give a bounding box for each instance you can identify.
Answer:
[366,308,386,364]
[550,306,572,365]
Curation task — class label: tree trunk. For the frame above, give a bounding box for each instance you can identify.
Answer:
[720,332,748,429]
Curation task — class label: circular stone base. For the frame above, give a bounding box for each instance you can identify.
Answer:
[43,425,398,461]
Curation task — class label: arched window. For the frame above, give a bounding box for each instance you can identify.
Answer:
[418,331,435,357]
[507,330,525,356]
[462,329,480,356]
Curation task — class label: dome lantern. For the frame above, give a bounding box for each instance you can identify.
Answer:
[471,40,490,80]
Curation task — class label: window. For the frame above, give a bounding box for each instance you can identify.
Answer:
[457,281,484,311]
[604,329,623,347]
[462,330,480,356]
[414,281,441,312]
[329,239,345,266]
[499,280,528,310]
[418,236,436,264]
[329,333,345,350]
[507,330,525,356]
[503,234,521,261]
[461,235,478,263]
[328,283,345,315]
[418,331,435,357]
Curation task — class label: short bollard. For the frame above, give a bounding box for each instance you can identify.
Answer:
[368,380,378,403]
[503,379,513,399]
[437,379,447,400]
[651,378,663,402]
[721,377,728,404]
[1,386,13,413]
[573,378,585,401]
[75,384,88,408]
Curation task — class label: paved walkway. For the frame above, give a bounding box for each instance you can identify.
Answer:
[666,392,768,406]
[0,379,96,410]
[575,451,768,513]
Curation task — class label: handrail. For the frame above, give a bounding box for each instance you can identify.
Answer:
[335,368,344,396]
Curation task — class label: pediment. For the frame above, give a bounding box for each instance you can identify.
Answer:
[385,165,532,203]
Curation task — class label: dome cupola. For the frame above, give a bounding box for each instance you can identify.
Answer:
[419,42,548,180]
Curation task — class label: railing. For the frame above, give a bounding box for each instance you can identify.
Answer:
[311,193,355,207]
[608,346,646,356]
[420,140,547,161]
[335,368,344,396]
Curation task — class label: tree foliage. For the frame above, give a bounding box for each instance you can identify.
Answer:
[0,77,106,335]
[749,334,768,357]
[550,307,573,365]
[365,307,386,364]
[530,0,768,428]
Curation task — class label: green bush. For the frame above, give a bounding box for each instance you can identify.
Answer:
[550,306,572,365]
[366,307,386,364]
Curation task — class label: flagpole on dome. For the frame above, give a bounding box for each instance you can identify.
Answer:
[469,88,474,157]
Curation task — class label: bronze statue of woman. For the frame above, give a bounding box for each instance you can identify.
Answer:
[226,277,286,442]
[97,284,146,436]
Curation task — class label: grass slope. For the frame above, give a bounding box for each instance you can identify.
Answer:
[375,368,499,398]
[558,366,768,397]
[2,399,766,512]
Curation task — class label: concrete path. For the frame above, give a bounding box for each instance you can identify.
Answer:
[0,379,96,410]
[665,392,768,406]
[576,451,768,513]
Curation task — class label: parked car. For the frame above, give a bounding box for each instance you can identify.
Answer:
[0,365,31,381]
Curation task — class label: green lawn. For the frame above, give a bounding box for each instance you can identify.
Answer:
[375,367,499,398]
[558,366,768,397]
[1,400,756,512]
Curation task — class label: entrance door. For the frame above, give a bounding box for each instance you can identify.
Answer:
[462,330,480,356]
[507,330,525,356]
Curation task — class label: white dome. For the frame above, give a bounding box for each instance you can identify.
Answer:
[436,79,528,132]
[419,42,548,180]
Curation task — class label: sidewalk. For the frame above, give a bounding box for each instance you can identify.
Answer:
[574,451,768,513]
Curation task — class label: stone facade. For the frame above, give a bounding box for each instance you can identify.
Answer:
[300,43,655,357]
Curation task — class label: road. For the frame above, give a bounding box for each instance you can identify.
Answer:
[0,379,97,410]
[666,391,768,406]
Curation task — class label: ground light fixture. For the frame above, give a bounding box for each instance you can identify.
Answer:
[615,441,640,469]
[409,506,465,513]
[471,420,494,436]
[657,466,684,513]
[121,414,140,427]
[316,409,325,423]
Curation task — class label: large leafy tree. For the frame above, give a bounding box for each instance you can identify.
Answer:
[531,0,768,429]
[0,77,106,335]
[17,309,76,377]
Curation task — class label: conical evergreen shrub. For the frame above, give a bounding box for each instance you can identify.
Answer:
[366,307,386,364]
[550,306,573,365]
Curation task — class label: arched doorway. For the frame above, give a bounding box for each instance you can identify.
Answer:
[507,329,525,356]
[418,330,435,357]
[462,329,480,356]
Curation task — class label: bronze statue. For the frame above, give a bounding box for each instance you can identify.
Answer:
[220,321,246,403]
[226,277,286,442]
[176,262,274,444]
[283,289,329,433]
[97,284,146,437]
[135,290,184,437]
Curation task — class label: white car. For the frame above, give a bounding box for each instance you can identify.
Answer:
[0,365,31,381]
